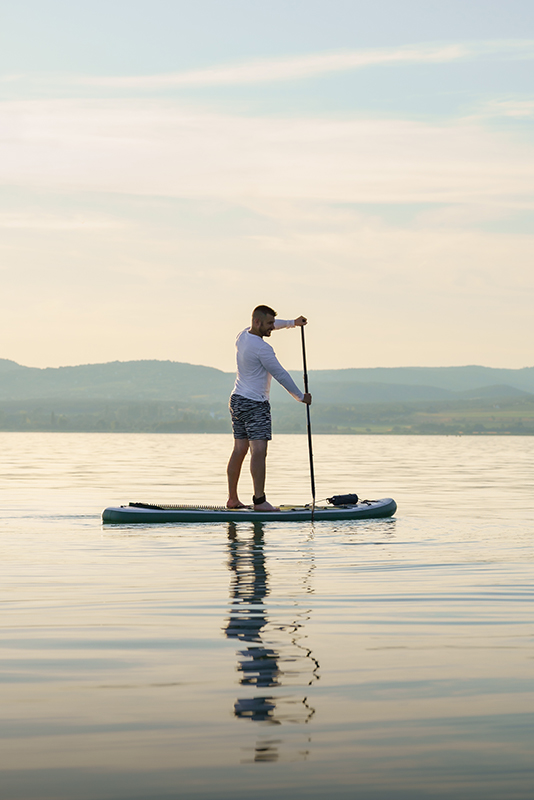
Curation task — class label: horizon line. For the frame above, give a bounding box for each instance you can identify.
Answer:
[2,357,533,372]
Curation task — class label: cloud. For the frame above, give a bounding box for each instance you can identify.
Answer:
[0,212,123,230]
[479,99,534,118]
[75,43,469,88]
[3,39,534,91]
[1,99,533,207]
[72,39,534,88]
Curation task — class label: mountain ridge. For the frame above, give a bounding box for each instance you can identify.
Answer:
[2,358,534,403]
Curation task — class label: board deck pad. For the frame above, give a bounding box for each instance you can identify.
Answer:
[102,498,397,523]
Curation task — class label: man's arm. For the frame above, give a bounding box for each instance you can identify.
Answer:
[269,316,310,402]
[258,348,305,402]
[273,316,307,330]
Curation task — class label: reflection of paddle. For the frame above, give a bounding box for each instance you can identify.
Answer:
[301,325,316,518]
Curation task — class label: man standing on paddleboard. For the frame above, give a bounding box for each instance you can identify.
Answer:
[227,305,312,512]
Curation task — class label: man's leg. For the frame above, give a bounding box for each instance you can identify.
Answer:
[227,438,249,508]
[249,440,279,511]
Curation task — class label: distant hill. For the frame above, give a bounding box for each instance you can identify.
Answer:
[1,358,534,404]
[0,360,235,403]
[0,358,27,373]
[2,359,534,434]
[304,366,534,394]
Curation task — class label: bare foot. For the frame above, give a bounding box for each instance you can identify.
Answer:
[227,499,249,509]
[253,500,280,512]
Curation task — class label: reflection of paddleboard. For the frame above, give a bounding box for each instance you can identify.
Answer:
[102,498,397,523]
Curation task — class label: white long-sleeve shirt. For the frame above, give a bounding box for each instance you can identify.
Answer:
[231,319,304,403]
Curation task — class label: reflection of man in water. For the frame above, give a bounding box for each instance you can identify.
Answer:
[224,522,318,728]
[227,306,311,512]
[225,522,280,690]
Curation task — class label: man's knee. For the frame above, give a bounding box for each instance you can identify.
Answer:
[232,438,250,456]
[249,439,268,457]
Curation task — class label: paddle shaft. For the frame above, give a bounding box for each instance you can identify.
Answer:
[301,326,316,512]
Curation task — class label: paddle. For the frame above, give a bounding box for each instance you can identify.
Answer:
[301,325,316,518]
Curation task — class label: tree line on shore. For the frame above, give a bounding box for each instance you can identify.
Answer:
[1,396,534,435]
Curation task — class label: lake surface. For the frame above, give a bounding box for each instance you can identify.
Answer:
[1,433,533,800]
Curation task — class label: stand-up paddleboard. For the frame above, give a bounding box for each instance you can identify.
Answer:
[102,334,399,526]
[102,497,397,524]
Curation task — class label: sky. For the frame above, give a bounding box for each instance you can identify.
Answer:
[1,0,533,371]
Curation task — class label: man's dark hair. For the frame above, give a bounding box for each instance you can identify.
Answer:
[252,305,277,320]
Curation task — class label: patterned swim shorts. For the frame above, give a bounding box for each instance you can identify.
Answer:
[229,394,272,440]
